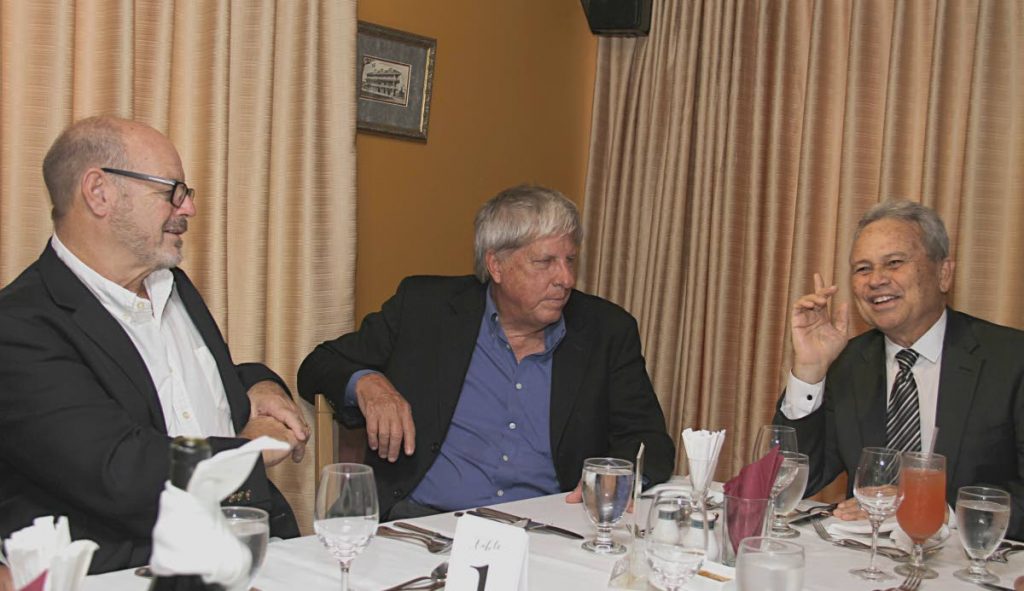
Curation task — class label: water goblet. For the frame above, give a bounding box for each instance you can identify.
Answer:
[894,451,946,579]
[750,425,798,462]
[644,489,705,590]
[221,506,269,590]
[954,486,1011,584]
[769,452,809,538]
[314,463,379,591]
[849,447,902,581]
[735,536,804,591]
[580,457,634,554]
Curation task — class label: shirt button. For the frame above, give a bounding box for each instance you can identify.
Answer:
[502,454,509,462]
[497,490,505,497]
[515,383,523,390]
[182,411,191,420]
[806,395,813,401]
[508,422,517,430]
[136,302,145,310]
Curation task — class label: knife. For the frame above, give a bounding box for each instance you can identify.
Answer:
[394,521,454,543]
[786,503,838,525]
[975,582,1014,591]
[473,507,585,540]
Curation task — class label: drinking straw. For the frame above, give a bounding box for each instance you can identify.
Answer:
[926,426,939,455]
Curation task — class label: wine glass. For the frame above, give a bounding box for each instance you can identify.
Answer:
[580,457,634,554]
[769,452,809,538]
[314,463,379,591]
[894,452,946,579]
[750,425,798,462]
[954,486,1011,583]
[849,447,902,581]
[221,506,269,590]
[735,536,804,591]
[644,489,705,590]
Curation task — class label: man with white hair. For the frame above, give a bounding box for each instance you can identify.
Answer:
[300,184,675,519]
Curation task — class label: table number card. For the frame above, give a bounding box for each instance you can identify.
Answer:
[446,514,529,591]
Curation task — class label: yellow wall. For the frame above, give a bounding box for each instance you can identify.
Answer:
[355,0,597,319]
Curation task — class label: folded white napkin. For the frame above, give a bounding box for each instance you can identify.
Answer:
[682,428,726,494]
[149,436,289,588]
[3,515,97,591]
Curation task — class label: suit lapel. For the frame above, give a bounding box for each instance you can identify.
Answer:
[171,269,250,432]
[549,293,592,453]
[934,310,981,480]
[434,282,486,429]
[853,331,887,449]
[39,245,167,430]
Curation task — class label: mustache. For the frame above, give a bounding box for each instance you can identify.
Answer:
[163,217,188,233]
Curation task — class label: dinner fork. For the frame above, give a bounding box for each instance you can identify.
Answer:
[896,571,921,590]
[811,519,910,560]
[376,526,452,553]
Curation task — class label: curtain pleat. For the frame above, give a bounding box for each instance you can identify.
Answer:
[0,0,357,531]
[582,0,1024,493]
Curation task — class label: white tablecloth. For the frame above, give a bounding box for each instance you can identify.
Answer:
[83,493,1020,590]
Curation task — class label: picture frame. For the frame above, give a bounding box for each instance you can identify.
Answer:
[356,22,437,141]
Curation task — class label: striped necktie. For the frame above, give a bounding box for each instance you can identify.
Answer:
[886,348,922,452]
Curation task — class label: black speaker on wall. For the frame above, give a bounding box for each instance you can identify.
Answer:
[580,0,652,36]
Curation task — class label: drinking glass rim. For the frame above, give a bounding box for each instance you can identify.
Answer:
[583,457,633,470]
[321,462,374,477]
[221,506,269,521]
[957,485,1010,501]
[738,536,804,555]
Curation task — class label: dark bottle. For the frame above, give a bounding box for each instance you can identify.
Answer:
[148,437,225,591]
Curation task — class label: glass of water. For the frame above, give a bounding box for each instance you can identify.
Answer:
[221,506,269,590]
[954,486,1011,584]
[580,457,634,555]
[314,463,379,591]
[644,489,705,590]
[769,452,808,538]
[736,537,804,591]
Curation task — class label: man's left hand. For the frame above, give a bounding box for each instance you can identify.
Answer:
[247,380,309,462]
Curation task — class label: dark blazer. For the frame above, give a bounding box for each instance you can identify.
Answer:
[0,244,298,574]
[775,309,1024,539]
[298,275,676,517]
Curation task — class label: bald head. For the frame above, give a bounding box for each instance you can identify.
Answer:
[42,116,138,221]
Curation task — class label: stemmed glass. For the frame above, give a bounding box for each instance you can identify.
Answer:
[735,536,805,591]
[221,506,269,590]
[894,452,946,579]
[849,447,903,581]
[314,463,379,591]
[954,486,1011,583]
[580,457,634,555]
[750,425,798,462]
[769,452,809,538]
[644,489,705,590]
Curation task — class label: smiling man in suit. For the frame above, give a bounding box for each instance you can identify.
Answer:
[774,198,1024,539]
[0,116,308,573]
[299,184,675,519]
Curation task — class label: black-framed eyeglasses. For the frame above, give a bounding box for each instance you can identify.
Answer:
[101,167,195,208]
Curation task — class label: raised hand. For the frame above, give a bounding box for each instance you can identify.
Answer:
[791,273,850,383]
[354,373,416,462]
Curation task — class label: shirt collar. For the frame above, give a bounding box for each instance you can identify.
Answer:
[50,233,175,322]
[884,309,946,365]
[484,284,567,353]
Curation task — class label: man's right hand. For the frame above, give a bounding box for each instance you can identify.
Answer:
[239,415,300,467]
[791,272,850,383]
[355,373,416,462]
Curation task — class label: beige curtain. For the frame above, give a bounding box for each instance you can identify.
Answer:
[0,0,357,530]
[581,0,1024,493]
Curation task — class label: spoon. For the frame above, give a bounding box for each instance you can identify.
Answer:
[382,561,448,591]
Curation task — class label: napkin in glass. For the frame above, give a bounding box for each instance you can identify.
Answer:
[149,436,289,588]
[721,446,781,553]
[3,515,97,591]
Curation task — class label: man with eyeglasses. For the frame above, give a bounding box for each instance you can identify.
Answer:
[0,116,308,573]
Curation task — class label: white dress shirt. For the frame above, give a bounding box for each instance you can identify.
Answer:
[781,310,947,451]
[51,234,235,438]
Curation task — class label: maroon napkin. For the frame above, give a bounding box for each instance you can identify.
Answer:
[722,446,783,552]
[18,571,46,591]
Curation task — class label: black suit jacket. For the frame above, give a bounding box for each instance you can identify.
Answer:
[298,275,676,517]
[0,244,298,573]
[775,309,1024,539]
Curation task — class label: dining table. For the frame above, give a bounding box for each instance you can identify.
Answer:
[83,492,1021,590]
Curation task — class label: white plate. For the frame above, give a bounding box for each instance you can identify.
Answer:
[641,476,726,503]
[827,516,898,536]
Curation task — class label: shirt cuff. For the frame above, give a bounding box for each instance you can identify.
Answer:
[344,370,380,407]
[780,372,825,419]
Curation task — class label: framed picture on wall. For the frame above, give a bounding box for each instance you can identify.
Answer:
[357,22,437,141]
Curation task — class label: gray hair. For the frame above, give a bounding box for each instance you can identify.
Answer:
[854,198,950,261]
[43,116,131,220]
[473,184,582,282]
